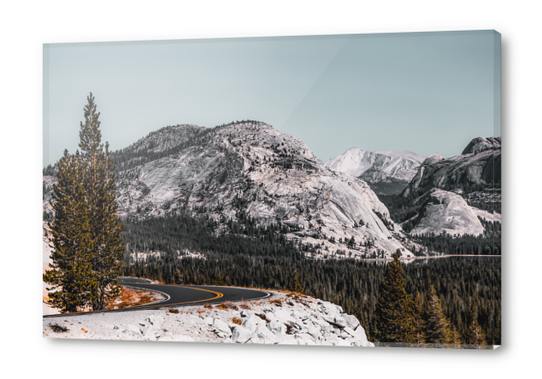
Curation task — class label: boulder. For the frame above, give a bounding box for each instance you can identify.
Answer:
[213,318,232,337]
[143,326,159,341]
[274,309,296,324]
[255,325,279,344]
[324,315,347,329]
[343,314,360,330]
[232,325,254,343]
[242,315,262,332]
[295,333,316,345]
[267,319,284,335]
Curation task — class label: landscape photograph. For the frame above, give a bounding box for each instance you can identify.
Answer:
[42,30,501,348]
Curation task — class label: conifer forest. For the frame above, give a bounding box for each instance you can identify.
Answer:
[120,212,501,346]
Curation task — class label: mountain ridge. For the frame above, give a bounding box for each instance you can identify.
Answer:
[45,120,414,259]
[324,147,425,195]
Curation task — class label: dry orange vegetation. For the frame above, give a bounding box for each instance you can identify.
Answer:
[105,287,163,310]
[239,301,251,310]
[230,317,242,325]
[216,302,240,311]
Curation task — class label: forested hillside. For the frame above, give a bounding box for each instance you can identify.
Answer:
[121,212,501,345]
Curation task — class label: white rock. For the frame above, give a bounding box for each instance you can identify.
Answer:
[324,316,346,329]
[336,338,352,347]
[291,310,310,321]
[153,316,164,329]
[344,314,361,330]
[255,325,279,344]
[295,333,316,345]
[143,326,159,340]
[242,316,262,332]
[267,319,284,335]
[274,309,295,324]
[124,324,141,336]
[232,325,254,343]
[306,324,321,340]
[158,332,176,341]
[277,335,299,345]
[213,319,232,337]
[350,325,371,347]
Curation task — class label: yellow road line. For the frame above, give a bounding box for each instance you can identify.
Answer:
[130,284,224,309]
[44,284,224,317]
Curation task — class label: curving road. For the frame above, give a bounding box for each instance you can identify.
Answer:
[43,277,271,318]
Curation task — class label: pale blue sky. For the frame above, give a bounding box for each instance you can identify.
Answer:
[43,30,500,166]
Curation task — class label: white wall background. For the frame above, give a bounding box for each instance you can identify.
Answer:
[0,1,538,378]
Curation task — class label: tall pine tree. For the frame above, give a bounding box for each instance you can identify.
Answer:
[412,291,426,345]
[424,285,455,345]
[467,310,487,347]
[43,150,96,313]
[374,253,415,343]
[78,93,125,311]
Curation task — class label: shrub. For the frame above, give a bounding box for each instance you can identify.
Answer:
[49,323,69,333]
[217,302,239,311]
[239,301,251,310]
[256,313,270,322]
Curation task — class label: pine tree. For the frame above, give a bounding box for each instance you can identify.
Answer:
[294,274,304,294]
[43,150,96,313]
[412,291,426,345]
[374,253,415,343]
[467,311,487,347]
[78,93,125,311]
[424,285,454,345]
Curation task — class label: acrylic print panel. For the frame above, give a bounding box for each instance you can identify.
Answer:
[43,30,501,349]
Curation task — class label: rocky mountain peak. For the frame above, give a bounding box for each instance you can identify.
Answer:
[422,154,443,165]
[106,120,413,259]
[461,137,501,155]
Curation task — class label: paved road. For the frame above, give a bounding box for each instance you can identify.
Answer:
[43,277,271,318]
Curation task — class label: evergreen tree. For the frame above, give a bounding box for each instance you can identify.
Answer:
[450,324,463,346]
[374,253,415,343]
[294,274,304,294]
[424,285,454,345]
[43,150,96,313]
[467,311,487,347]
[78,93,125,310]
[412,292,426,344]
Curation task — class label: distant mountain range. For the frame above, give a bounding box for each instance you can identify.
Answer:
[43,121,501,257]
[324,148,425,195]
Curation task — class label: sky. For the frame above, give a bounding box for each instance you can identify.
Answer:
[43,30,500,166]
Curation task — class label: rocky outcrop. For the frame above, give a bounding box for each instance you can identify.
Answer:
[43,291,374,347]
[462,137,501,155]
[408,189,485,237]
[402,137,501,200]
